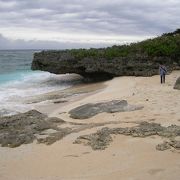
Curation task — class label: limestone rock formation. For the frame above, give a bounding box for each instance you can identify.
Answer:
[74,122,180,150]
[31,51,179,80]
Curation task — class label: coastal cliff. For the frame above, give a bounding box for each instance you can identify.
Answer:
[32,29,180,80]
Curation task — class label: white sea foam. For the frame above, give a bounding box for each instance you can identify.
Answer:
[0,71,82,116]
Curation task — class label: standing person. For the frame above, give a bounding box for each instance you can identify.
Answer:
[159,65,167,84]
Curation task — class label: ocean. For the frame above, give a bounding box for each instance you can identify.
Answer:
[0,50,78,116]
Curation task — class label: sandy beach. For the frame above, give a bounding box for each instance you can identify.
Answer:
[0,71,180,180]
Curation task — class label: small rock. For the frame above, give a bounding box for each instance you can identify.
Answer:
[156,142,171,151]
[53,100,68,104]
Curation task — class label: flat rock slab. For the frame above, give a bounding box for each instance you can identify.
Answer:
[69,100,143,119]
[174,77,180,90]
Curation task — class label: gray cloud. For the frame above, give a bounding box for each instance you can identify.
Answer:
[0,0,179,49]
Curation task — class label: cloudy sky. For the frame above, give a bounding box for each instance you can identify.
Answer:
[0,0,179,49]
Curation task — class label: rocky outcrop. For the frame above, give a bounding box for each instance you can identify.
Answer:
[74,122,180,150]
[174,77,180,90]
[0,110,69,147]
[31,50,179,80]
[1,110,180,151]
[0,107,142,148]
[31,29,180,80]
[69,100,143,119]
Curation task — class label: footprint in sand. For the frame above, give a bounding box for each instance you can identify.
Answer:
[64,154,79,158]
[148,168,165,175]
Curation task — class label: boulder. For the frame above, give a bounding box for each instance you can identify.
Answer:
[174,77,180,90]
[69,100,143,119]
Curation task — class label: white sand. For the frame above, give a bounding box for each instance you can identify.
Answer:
[0,71,180,180]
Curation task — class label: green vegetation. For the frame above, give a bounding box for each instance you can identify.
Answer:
[140,31,180,57]
[67,29,180,60]
[69,45,132,60]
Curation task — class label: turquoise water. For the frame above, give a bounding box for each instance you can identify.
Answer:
[0,50,75,116]
[0,50,34,84]
[0,70,34,85]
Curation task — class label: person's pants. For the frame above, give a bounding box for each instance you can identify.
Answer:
[161,75,165,83]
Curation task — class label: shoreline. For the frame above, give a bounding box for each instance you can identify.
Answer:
[0,71,180,180]
[34,80,107,115]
